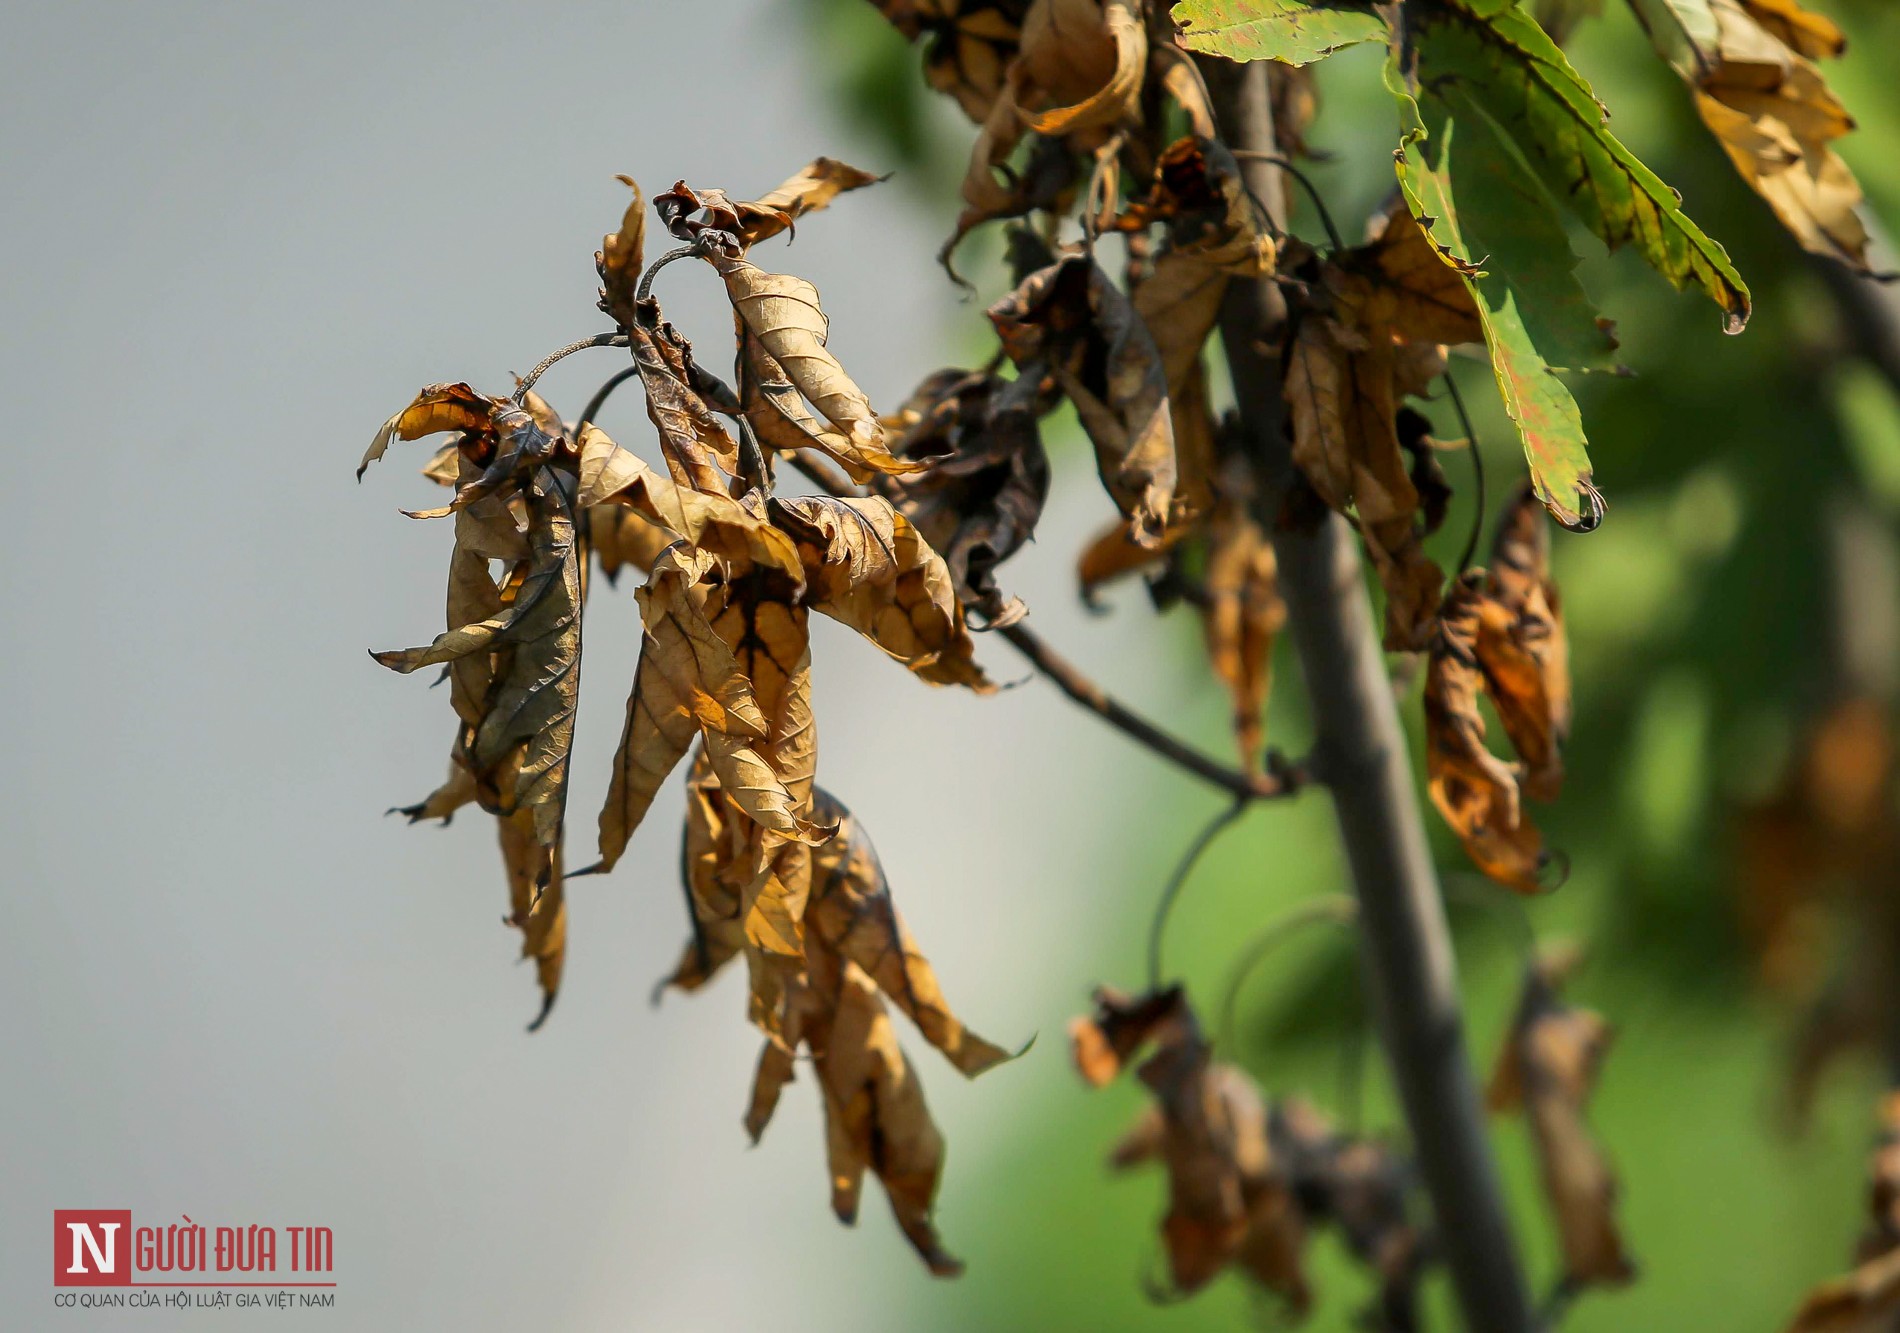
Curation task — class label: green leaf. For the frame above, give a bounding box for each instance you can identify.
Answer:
[1388,56,1612,528]
[1172,0,1387,66]
[1412,0,1750,332]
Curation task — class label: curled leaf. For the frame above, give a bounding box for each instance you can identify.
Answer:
[597,175,646,328]
[878,368,1050,620]
[991,254,1178,544]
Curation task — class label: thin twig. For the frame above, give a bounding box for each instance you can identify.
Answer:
[1147,798,1249,990]
[1446,371,1486,574]
[782,447,860,497]
[577,366,640,432]
[997,621,1306,802]
[514,333,630,401]
[1214,894,1358,1053]
[1230,150,1344,251]
[636,243,706,303]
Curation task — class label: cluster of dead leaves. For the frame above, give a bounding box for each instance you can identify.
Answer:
[1488,945,1635,1301]
[1070,986,1434,1327]
[365,158,1026,1271]
[1033,138,1291,774]
[1425,484,1573,894]
[362,381,586,1029]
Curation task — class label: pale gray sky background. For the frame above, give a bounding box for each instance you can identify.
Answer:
[0,5,1229,1329]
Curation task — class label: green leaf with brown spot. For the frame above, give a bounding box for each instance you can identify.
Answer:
[1172,0,1387,66]
[1388,55,1612,527]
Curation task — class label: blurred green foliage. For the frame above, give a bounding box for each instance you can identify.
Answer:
[807,2,1900,1327]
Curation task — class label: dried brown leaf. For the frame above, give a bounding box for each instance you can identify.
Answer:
[1425,577,1555,894]
[991,254,1178,544]
[597,175,646,328]
[1489,948,1632,1291]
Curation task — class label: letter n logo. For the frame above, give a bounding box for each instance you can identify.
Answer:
[54,1210,132,1286]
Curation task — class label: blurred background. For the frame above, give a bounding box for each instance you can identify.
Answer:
[4,1,1899,1329]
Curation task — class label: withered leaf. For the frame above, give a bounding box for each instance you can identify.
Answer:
[1283,306,1443,650]
[1200,501,1285,773]
[1479,484,1570,804]
[1125,138,1277,398]
[371,403,581,860]
[1074,986,1307,1306]
[1014,0,1146,139]
[656,158,884,251]
[625,308,744,497]
[1635,0,1871,271]
[773,494,994,691]
[358,381,495,481]
[1786,1248,1900,1333]
[1270,1097,1432,1332]
[1424,575,1555,893]
[991,254,1178,544]
[499,805,567,1031]
[808,788,1011,1075]
[709,252,921,480]
[877,368,1050,621]
[597,175,646,328]
[739,157,886,247]
[1489,946,1633,1292]
[873,0,1032,124]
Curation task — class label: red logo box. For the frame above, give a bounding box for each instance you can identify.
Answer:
[54,1210,132,1286]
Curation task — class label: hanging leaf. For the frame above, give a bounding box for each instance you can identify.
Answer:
[1489,947,1634,1293]
[773,494,995,690]
[878,368,1051,622]
[1404,0,1750,331]
[1629,0,1872,272]
[991,254,1178,544]
[1282,277,1444,651]
[1478,484,1571,803]
[871,0,1033,124]
[1389,64,1618,528]
[1200,501,1285,773]
[808,789,1012,1075]
[1424,575,1557,893]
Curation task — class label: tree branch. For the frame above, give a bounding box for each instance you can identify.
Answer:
[998,621,1304,801]
[1203,56,1535,1333]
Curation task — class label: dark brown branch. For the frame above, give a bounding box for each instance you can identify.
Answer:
[1204,56,1535,1333]
[998,621,1303,802]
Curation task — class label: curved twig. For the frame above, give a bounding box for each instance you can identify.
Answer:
[514,333,630,402]
[1148,798,1250,990]
[1214,894,1358,1054]
[637,242,708,304]
[1230,150,1344,252]
[576,365,640,432]
[1445,371,1486,575]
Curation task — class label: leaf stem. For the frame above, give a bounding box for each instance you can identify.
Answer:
[577,366,640,432]
[637,243,707,303]
[514,333,630,402]
[1213,894,1358,1054]
[1230,150,1343,251]
[1146,797,1249,991]
[1447,370,1487,574]
[996,621,1307,802]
